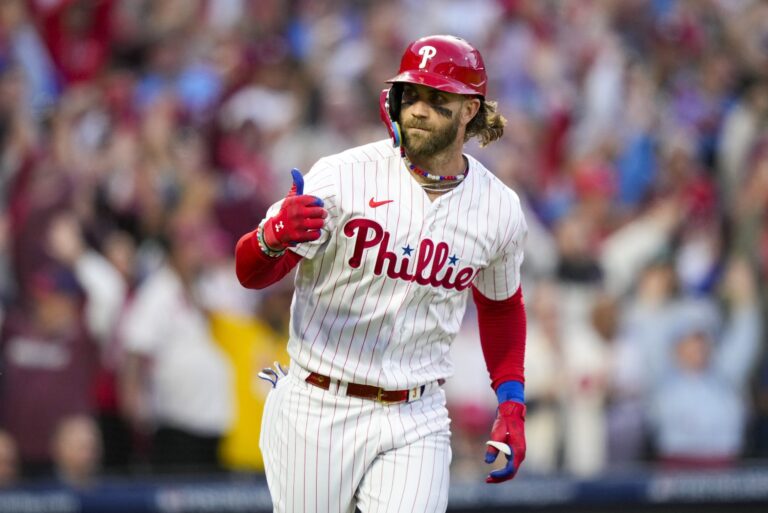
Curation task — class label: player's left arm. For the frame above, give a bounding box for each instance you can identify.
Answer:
[471,190,528,483]
[472,285,527,483]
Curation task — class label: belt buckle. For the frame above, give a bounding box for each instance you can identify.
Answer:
[376,387,398,404]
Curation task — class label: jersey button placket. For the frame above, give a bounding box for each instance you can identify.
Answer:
[425,211,436,233]
[433,202,443,230]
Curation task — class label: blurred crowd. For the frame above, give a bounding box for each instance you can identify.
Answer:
[0,0,766,489]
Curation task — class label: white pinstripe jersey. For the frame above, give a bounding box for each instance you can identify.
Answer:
[267,139,527,390]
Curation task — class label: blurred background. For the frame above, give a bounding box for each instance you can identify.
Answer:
[0,0,767,511]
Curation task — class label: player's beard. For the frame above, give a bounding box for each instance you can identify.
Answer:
[402,113,460,160]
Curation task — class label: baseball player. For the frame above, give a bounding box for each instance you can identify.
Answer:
[235,35,527,512]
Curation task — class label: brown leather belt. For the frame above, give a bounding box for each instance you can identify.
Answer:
[305,372,445,404]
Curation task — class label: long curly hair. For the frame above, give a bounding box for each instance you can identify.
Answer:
[465,99,506,147]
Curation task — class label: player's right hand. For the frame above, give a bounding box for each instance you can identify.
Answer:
[262,169,327,251]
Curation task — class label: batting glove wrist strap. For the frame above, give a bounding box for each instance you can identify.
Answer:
[485,400,526,484]
[256,221,286,258]
[263,168,327,251]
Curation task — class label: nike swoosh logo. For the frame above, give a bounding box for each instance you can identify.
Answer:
[369,198,394,208]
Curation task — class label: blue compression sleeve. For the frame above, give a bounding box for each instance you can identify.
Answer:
[496,380,525,404]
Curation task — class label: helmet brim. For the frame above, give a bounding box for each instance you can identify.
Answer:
[385,70,484,97]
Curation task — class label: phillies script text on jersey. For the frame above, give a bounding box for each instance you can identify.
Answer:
[343,218,477,290]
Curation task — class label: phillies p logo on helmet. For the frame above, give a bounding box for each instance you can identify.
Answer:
[385,35,487,97]
[418,46,437,69]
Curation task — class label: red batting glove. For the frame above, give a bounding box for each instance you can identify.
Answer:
[484,401,526,483]
[263,169,327,250]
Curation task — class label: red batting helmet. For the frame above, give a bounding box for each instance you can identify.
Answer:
[380,35,487,146]
[387,35,487,97]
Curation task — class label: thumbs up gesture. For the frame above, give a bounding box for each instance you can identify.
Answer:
[262,169,327,251]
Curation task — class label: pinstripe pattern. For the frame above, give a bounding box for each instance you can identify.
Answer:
[259,138,526,512]
[260,366,450,513]
[272,139,526,390]
[355,386,451,513]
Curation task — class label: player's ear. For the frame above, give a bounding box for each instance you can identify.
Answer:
[460,97,481,125]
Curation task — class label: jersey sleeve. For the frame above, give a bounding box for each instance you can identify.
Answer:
[473,190,528,300]
[283,161,339,261]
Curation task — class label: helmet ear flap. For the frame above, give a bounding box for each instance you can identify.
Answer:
[387,83,403,121]
[379,84,403,147]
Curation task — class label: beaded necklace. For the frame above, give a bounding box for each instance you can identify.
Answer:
[400,147,468,182]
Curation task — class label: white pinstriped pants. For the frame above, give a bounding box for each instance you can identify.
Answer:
[260,364,452,513]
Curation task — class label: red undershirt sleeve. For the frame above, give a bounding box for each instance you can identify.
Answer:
[471,285,527,390]
[235,229,303,289]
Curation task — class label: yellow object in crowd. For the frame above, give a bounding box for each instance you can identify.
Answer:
[210,312,289,472]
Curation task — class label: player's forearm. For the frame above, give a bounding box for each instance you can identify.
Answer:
[235,229,302,289]
[472,285,527,389]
